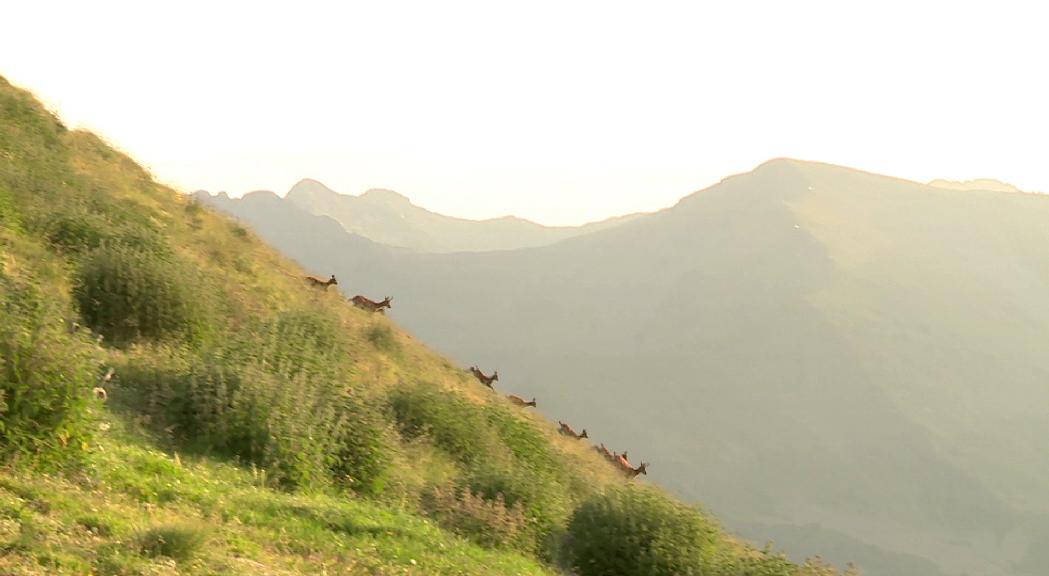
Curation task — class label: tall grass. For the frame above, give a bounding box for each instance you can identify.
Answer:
[0,75,857,576]
[114,310,390,493]
[74,244,213,346]
[566,486,720,576]
[0,265,102,465]
[389,382,574,557]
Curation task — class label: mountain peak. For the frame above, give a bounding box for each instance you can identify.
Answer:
[360,188,412,206]
[928,178,1022,193]
[287,178,338,200]
[756,157,808,168]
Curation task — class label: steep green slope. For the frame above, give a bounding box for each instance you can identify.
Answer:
[0,76,847,575]
[203,157,1049,576]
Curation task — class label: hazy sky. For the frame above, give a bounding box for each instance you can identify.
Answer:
[2,1,1047,225]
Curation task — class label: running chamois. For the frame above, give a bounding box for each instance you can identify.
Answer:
[558,421,588,439]
[469,366,498,389]
[305,274,338,289]
[507,394,536,408]
[350,295,392,313]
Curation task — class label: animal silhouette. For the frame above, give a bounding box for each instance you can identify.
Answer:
[507,394,536,408]
[558,421,588,439]
[469,366,498,388]
[351,295,392,313]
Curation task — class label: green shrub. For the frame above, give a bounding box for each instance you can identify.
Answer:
[43,209,111,253]
[465,460,569,560]
[328,400,389,495]
[137,523,208,563]
[389,384,499,464]
[485,406,563,479]
[366,321,398,352]
[43,206,164,256]
[566,487,720,576]
[74,244,210,345]
[0,185,17,228]
[390,383,571,556]
[423,484,532,550]
[114,312,389,493]
[0,269,101,465]
[702,545,794,576]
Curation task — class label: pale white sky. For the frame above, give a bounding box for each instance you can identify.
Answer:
[2,1,1047,225]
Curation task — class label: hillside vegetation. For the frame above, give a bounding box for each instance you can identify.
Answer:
[0,76,852,574]
[203,153,1049,576]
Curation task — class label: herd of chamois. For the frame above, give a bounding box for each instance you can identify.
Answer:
[310,274,649,480]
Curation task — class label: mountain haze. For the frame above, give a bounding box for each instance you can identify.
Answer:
[3,74,863,575]
[927,178,1024,193]
[205,159,1049,576]
[200,178,640,253]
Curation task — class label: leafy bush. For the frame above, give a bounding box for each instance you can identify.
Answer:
[390,383,570,557]
[137,523,208,562]
[114,310,389,493]
[566,487,719,576]
[0,185,17,228]
[43,206,164,256]
[74,244,211,345]
[366,321,398,352]
[0,268,101,465]
[424,484,532,550]
[389,384,499,464]
[44,209,110,253]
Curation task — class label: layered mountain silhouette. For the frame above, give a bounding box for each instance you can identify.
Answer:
[927,178,1024,193]
[196,159,1049,576]
[201,178,640,253]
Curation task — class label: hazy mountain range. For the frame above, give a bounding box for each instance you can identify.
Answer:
[201,178,641,253]
[927,178,1024,194]
[196,159,1049,576]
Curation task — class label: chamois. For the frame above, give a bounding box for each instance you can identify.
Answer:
[351,295,392,313]
[94,367,114,401]
[558,421,588,439]
[305,274,338,289]
[624,461,649,478]
[612,451,648,478]
[596,444,628,464]
[469,366,498,389]
[507,394,536,408]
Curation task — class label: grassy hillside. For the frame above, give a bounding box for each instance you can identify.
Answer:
[0,76,851,574]
[202,156,1049,576]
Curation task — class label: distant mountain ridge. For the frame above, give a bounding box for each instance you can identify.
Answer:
[201,158,1049,576]
[197,178,641,253]
[928,178,1023,193]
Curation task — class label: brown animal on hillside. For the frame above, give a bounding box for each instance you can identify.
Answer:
[624,461,649,478]
[558,421,588,439]
[469,366,498,389]
[305,274,338,289]
[351,295,392,313]
[595,444,627,464]
[507,394,536,408]
[93,367,115,401]
[612,452,648,478]
[614,452,631,469]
